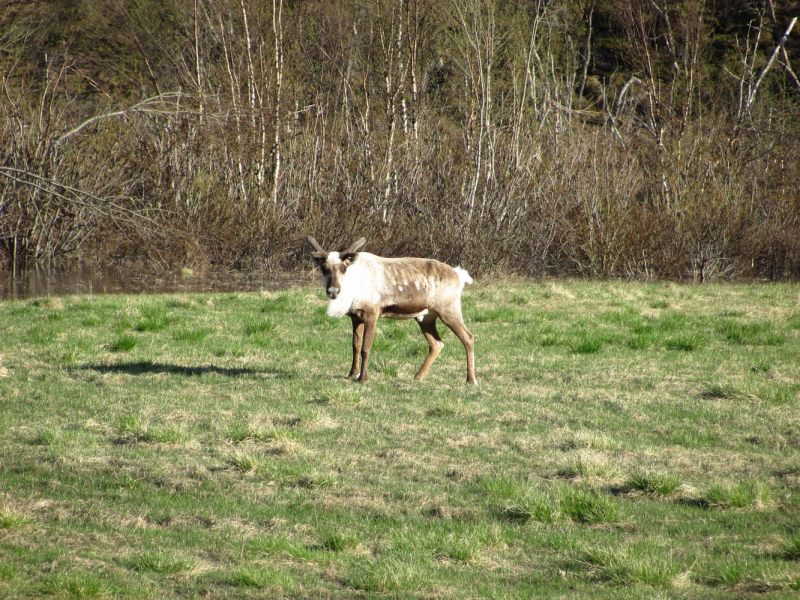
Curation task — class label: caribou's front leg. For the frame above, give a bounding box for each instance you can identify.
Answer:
[348,313,364,379]
[357,311,379,382]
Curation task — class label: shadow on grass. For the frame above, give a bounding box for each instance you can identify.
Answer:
[80,361,293,379]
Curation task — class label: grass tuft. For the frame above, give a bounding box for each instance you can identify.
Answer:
[755,383,799,404]
[317,530,359,553]
[243,319,277,336]
[695,557,782,588]
[115,415,150,443]
[122,551,196,574]
[626,332,657,349]
[344,556,428,594]
[538,333,562,347]
[478,475,560,524]
[569,337,603,354]
[226,451,263,474]
[249,535,316,561]
[665,334,705,351]
[134,306,174,332]
[149,424,192,444]
[0,509,32,529]
[40,573,111,598]
[172,327,212,342]
[109,334,137,352]
[701,381,742,400]
[624,470,683,496]
[425,405,458,418]
[223,567,291,589]
[556,452,618,480]
[0,563,17,581]
[558,430,617,451]
[501,490,559,524]
[432,532,481,563]
[559,486,621,524]
[27,326,57,345]
[31,428,59,446]
[781,535,800,561]
[704,480,772,509]
[718,319,787,346]
[575,545,686,588]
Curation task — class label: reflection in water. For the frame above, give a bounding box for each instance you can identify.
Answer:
[1,266,311,300]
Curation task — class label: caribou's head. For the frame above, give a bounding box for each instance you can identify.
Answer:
[306,236,366,300]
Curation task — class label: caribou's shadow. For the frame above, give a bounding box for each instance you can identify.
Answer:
[80,361,293,379]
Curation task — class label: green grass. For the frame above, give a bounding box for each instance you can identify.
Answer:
[109,333,137,352]
[120,551,196,574]
[1,281,799,599]
[39,572,113,598]
[0,510,32,529]
[703,480,773,509]
[782,535,800,561]
[624,470,683,497]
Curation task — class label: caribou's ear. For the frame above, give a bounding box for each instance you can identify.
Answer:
[345,237,367,254]
[341,252,359,266]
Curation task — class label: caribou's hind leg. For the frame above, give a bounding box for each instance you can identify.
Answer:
[437,308,477,385]
[414,314,444,380]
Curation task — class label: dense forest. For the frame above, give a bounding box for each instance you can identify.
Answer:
[1,0,799,280]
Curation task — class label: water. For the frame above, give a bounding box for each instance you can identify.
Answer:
[0,266,311,300]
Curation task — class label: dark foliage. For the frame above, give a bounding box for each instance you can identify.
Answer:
[2,0,799,279]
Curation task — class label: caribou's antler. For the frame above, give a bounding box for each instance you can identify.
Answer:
[344,237,367,254]
[306,236,326,253]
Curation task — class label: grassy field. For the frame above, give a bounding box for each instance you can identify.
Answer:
[1,280,799,599]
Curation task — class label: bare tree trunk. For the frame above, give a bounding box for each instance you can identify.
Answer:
[452,0,497,222]
[745,16,797,115]
[576,0,595,104]
[407,0,422,142]
[194,0,203,109]
[216,7,247,200]
[239,0,266,196]
[377,0,405,223]
[271,0,284,207]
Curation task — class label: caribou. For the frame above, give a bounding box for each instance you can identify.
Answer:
[307,236,476,384]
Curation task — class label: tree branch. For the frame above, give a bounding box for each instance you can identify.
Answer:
[0,167,176,237]
[54,92,189,145]
[745,16,798,113]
